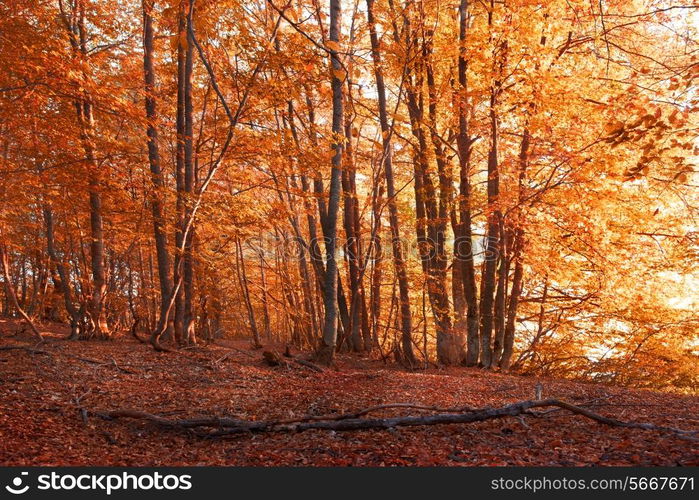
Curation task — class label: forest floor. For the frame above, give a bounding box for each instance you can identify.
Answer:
[1,319,697,466]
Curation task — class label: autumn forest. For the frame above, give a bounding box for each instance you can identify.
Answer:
[0,0,698,467]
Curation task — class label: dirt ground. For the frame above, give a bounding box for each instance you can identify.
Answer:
[1,320,697,466]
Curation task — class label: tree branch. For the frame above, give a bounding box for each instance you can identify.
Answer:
[91,399,698,440]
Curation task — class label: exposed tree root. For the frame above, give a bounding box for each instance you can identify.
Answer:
[130,318,148,344]
[91,398,698,441]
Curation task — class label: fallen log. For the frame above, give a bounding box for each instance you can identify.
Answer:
[92,398,698,441]
[272,402,477,424]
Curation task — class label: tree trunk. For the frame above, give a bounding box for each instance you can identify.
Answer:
[43,207,80,338]
[455,0,480,366]
[367,0,414,366]
[285,101,320,343]
[478,92,500,369]
[60,0,109,339]
[259,251,272,342]
[404,51,453,364]
[499,126,530,371]
[0,244,43,341]
[500,228,523,371]
[315,0,344,365]
[142,0,175,346]
[304,92,351,344]
[172,0,188,345]
[369,182,383,349]
[342,105,364,352]
[478,2,505,368]
[183,1,196,345]
[235,237,261,348]
[420,26,457,366]
[341,13,365,353]
[492,219,508,366]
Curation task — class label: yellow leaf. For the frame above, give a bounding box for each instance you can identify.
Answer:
[326,41,341,52]
[332,68,346,81]
[169,34,179,52]
[287,7,299,23]
[604,119,624,135]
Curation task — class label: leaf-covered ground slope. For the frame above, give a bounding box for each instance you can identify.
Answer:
[1,322,697,466]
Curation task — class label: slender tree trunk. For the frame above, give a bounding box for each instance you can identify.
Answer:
[301,172,327,317]
[139,245,156,332]
[478,89,500,368]
[451,259,467,355]
[235,237,261,348]
[341,9,365,352]
[26,251,43,318]
[0,244,43,341]
[389,0,454,365]
[173,0,188,344]
[370,182,383,349]
[424,32,464,362]
[500,228,523,371]
[43,207,80,338]
[342,109,363,352]
[59,0,109,339]
[367,0,414,366]
[259,251,272,342]
[500,127,530,371]
[85,136,108,339]
[304,92,351,343]
[498,24,550,370]
[315,0,344,365]
[404,55,452,365]
[455,0,480,366]
[478,2,505,368]
[419,27,456,365]
[20,257,27,311]
[492,219,508,366]
[285,101,320,342]
[183,1,196,345]
[292,207,318,344]
[142,0,175,347]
